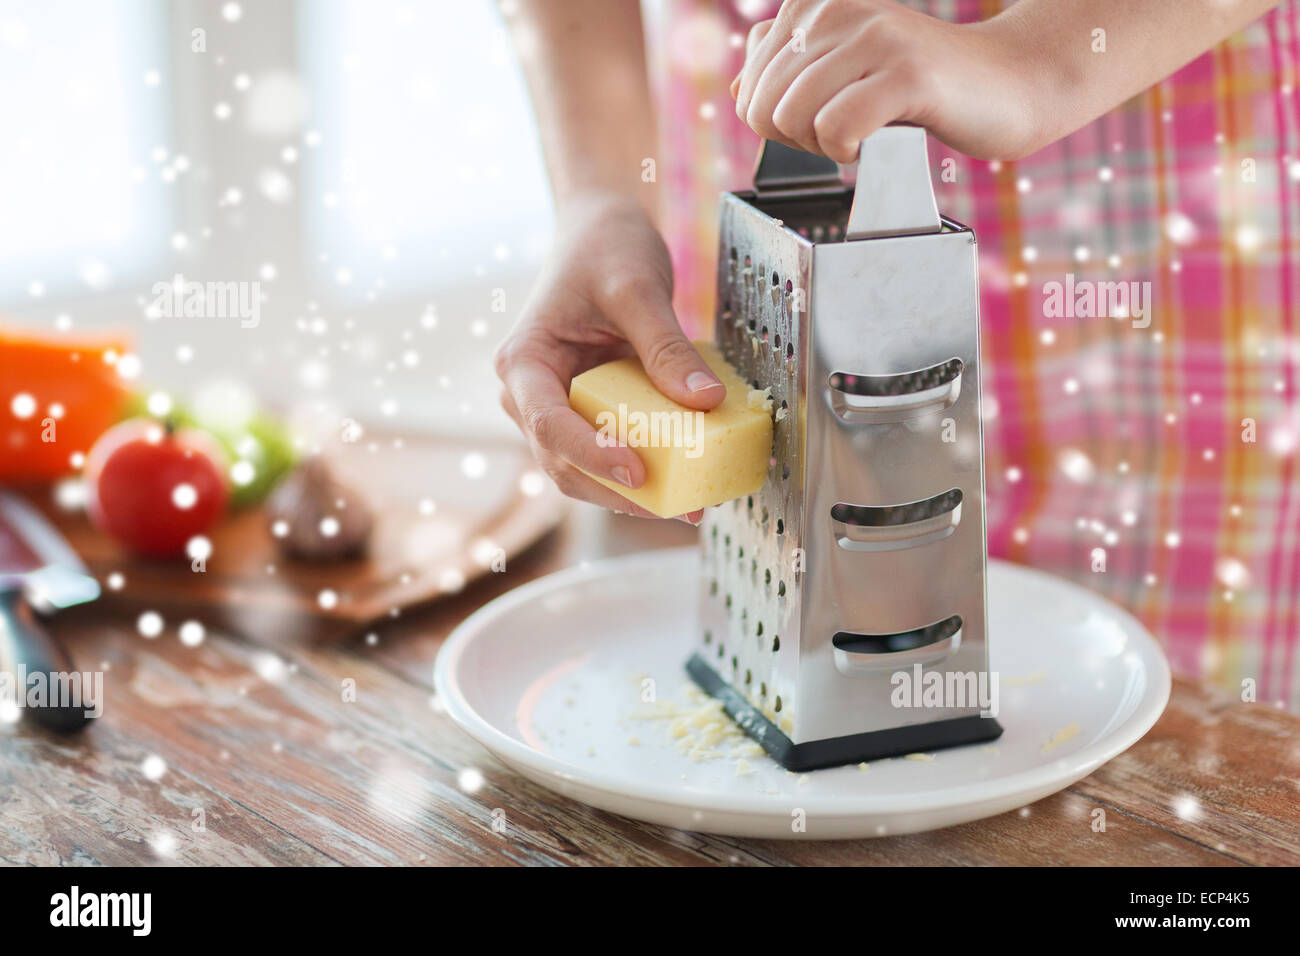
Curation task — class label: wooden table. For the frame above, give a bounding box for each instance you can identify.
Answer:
[2,506,1297,867]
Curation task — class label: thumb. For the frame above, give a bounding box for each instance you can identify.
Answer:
[614,286,726,412]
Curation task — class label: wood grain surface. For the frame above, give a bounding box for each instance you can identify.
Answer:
[1,494,1297,866]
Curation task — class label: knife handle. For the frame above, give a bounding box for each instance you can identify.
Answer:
[0,590,93,733]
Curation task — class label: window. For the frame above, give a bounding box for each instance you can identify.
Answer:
[0,0,172,301]
[300,0,553,299]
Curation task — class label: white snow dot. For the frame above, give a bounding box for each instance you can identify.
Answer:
[1165,211,1197,245]
[179,620,206,647]
[116,353,142,380]
[186,536,212,561]
[146,391,173,416]
[1058,448,1095,483]
[1215,557,1249,590]
[271,519,290,538]
[150,831,177,858]
[230,460,256,486]
[1164,531,1182,548]
[53,478,84,510]
[458,767,484,792]
[137,611,164,638]
[107,572,125,591]
[258,167,293,203]
[319,516,340,537]
[10,393,35,419]
[519,471,545,497]
[1173,794,1200,821]
[142,755,167,780]
[252,652,287,683]
[317,588,338,609]
[221,2,242,22]
[172,484,198,509]
[461,452,487,479]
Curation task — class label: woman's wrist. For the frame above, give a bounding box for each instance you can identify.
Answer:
[963,11,1062,160]
[553,183,660,229]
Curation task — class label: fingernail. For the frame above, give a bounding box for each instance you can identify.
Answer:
[686,371,723,393]
[611,465,633,487]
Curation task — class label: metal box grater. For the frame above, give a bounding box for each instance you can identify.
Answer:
[688,128,1003,771]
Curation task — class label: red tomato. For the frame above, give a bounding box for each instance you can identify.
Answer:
[85,419,229,558]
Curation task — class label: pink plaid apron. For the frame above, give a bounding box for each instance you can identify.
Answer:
[650,0,1300,709]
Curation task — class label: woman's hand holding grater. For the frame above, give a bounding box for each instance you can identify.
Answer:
[732,0,1280,164]
[493,192,725,523]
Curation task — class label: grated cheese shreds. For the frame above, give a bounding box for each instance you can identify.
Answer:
[629,684,771,765]
[1041,722,1080,753]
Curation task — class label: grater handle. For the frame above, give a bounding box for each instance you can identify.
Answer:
[752,127,941,238]
[845,126,941,238]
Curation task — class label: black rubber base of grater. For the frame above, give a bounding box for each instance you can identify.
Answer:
[686,653,1004,772]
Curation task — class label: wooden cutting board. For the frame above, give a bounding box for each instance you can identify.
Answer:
[25,433,566,643]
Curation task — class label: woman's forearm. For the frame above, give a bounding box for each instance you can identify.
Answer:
[506,0,658,214]
[994,0,1281,153]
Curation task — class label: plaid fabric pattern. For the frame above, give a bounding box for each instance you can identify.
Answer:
[651,0,1300,709]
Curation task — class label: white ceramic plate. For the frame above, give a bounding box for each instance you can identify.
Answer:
[434,547,1170,839]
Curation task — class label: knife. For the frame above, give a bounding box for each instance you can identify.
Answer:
[0,492,100,732]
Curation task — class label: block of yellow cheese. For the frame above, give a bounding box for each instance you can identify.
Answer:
[568,341,773,517]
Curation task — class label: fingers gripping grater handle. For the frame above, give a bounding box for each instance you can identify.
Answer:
[690,128,1002,771]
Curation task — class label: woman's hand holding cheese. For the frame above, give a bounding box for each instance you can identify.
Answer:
[495,1,731,522]
[494,192,724,522]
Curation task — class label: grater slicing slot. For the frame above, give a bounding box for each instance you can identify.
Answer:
[828,359,963,424]
[831,615,962,676]
[831,489,962,552]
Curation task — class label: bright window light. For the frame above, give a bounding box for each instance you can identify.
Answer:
[301,0,554,298]
[0,0,171,301]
